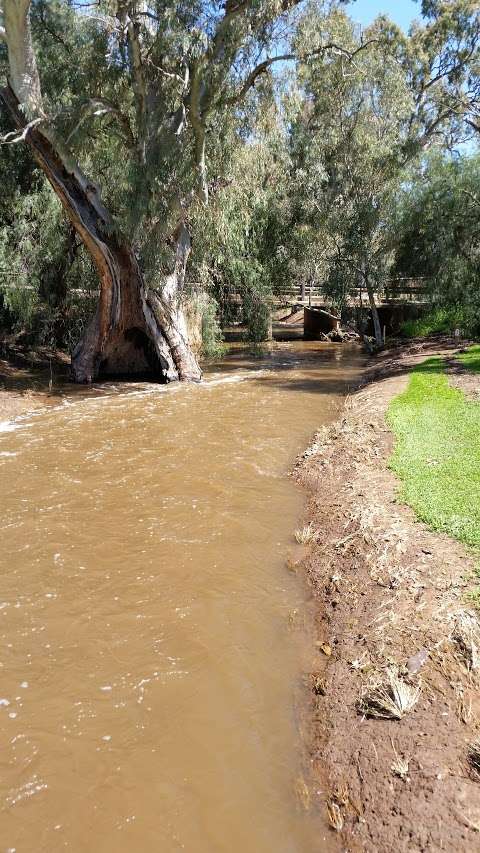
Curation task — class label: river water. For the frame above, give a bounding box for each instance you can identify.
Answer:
[0,341,363,853]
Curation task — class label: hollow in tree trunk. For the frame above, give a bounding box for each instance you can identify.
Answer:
[0,86,202,384]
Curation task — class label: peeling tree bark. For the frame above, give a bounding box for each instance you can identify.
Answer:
[2,0,304,382]
[1,0,201,384]
[0,86,202,383]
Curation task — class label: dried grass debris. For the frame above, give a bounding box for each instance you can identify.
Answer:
[390,738,410,781]
[467,739,480,780]
[326,785,349,832]
[357,670,421,720]
[326,799,344,831]
[294,522,318,545]
[452,610,480,671]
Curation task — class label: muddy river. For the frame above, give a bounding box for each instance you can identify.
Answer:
[0,341,363,852]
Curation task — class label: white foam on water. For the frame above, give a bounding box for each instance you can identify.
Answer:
[0,367,268,454]
[203,370,268,387]
[0,407,44,435]
[0,368,266,439]
[0,421,18,433]
[52,380,184,416]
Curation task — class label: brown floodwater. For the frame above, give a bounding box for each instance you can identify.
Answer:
[0,341,364,853]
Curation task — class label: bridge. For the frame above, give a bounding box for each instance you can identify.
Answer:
[272,277,428,309]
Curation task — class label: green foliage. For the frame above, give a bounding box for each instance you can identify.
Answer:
[393,153,480,329]
[200,295,226,359]
[400,306,475,338]
[387,358,480,546]
[286,7,419,315]
[0,164,98,347]
[284,1,480,324]
[243,292,272,342]
[190,104,292,321]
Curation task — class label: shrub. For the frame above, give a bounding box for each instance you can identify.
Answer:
[400,306,479,339]
[201,296,226,358]
[243,292,272,342]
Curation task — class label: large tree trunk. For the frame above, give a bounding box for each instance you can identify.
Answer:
[0,86,202,384]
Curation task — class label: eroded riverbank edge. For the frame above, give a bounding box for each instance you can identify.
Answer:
[295,339,480,852]
[0,342,70,423]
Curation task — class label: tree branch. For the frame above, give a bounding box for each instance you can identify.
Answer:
[116,2,147,161]
[36,2,69,49]
[461,188,480,208]
[416,108,456,148]
[466,118,480,134]
[0,115,42,144]
[3,0,43,116]
[65,97,136,149]
[225,39,378,105]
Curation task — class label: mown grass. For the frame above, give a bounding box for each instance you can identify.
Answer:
[458,344,480,374]
[386,358,480,547]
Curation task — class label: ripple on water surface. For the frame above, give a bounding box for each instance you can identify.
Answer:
[0,342,364,852]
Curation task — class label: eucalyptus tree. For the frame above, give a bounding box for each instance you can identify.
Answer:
[189,89,294,335]
[0,0,311,382]
[288,1,480,345]
[408,0,480,144]
[288,10,412,342]
[393,151,480,329]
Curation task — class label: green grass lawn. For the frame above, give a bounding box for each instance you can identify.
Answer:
[386,357,480,547]
[458,344,480,374]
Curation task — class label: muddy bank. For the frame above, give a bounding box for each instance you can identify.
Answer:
[296,340,480,851]
[0,339,69,421]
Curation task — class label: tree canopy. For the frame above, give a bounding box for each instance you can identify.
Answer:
[0,0,479,363]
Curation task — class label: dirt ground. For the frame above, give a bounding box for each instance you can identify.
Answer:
[296,338,480,852]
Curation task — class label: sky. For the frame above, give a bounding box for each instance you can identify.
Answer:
[349,0,421,32]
